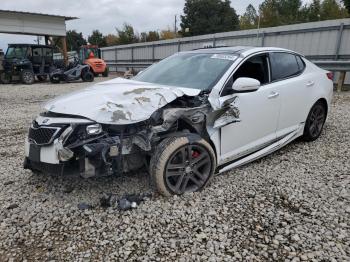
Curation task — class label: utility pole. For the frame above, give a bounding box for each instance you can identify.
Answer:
[256,13,261,46]
[174,15,177,37]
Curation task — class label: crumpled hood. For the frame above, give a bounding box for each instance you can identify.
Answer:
[44,78,201,125]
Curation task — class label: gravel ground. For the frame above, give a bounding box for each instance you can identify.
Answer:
[0,78,349,261]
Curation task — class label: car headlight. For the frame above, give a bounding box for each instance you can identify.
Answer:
[86,124,102,135]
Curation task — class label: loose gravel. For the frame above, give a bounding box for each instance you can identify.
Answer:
[0,78,349,261]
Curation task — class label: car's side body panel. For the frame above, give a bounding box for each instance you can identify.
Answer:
[207,48,333,170]
[218,86,280,165]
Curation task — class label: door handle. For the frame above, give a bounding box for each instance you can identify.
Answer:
[306,81,315,87]
[268,91,279,99]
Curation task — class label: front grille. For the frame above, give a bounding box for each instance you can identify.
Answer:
[94,62,103,68]
[28,125,61,145]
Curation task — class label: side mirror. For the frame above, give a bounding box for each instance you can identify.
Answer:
[137,70,144,76]
[232,77,260,92]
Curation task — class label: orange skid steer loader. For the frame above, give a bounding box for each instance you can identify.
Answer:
[79,45,109,77]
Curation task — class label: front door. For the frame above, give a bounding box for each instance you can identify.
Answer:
[217,54,281,164]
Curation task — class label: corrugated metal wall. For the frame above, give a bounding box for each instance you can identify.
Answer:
[101,18,350,83]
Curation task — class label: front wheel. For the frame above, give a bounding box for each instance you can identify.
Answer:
[21,70,35,85]
[150,136,216,196]
[302,101,327,142]
[81,70,94,82]
[0,72,11,84]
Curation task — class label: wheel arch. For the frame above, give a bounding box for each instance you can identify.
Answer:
[316,97,328,115]
[175,118,218,163]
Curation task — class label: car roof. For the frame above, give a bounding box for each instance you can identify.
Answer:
[184,46,301,57]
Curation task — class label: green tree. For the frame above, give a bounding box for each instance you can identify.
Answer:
[147,31,160,41]
[240,4,258,29]
[88,30,107,47]
[140,32,147,42]
[180,0,239,36]
[278,0,303,24]
[257,0,347,27]
[343,0,350,14]
[104,34,119,46]
[320,0,348,19]
[304,0,322,21]
[140,31,160,42]
[259,0,280,27]
[116,23,139,44]
[65,30,87,52]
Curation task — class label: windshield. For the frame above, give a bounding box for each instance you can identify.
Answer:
[5,47,28,59]
[85,48,99,59]
[134,52,237,91]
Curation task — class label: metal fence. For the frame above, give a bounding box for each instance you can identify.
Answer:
[102,18,350,84]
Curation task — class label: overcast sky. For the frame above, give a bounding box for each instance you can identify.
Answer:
[0,0,311,51]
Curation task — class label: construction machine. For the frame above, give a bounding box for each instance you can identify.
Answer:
[79,45,108,77]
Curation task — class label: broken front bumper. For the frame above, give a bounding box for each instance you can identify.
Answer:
[24,131,123,177]
[24,117,151,177]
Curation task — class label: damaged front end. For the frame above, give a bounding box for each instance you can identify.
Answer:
[24,90,216,178]
[24,115,152,177]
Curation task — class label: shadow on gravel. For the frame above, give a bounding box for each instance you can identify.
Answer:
[25,169,152,200]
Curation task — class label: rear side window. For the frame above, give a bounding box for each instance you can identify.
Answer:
[270,52,302,81]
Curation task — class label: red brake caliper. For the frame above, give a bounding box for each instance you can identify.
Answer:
[192,150,200,159]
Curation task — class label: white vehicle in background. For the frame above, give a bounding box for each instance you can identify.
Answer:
[24,46,333,196]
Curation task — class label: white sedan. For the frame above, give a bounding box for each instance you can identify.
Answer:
[24,47,333,196]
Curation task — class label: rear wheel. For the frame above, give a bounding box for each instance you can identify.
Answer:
[82,70,94,82]
[21,70,35,85]
[302,101,327,141]
[50,75,61,84]
[102,67,109,77]
[150,136,216,196]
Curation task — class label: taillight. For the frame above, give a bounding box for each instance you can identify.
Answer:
[326,72,334,80]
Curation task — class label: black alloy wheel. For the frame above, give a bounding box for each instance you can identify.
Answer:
[165,144,212,194]
[302,101,327,141]
[82,70,94,82]
[150,136,216,196]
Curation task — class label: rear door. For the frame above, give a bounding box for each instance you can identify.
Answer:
[43,47,53,73]
[269,52,311,138]
[32,47,43,74]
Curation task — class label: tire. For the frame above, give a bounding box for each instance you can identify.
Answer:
[302,101,327,142]
[82,70,94,82]
[50,75,61,84]
[21,70,35,85]
[0,72,11,84]
[102,67,109,77]
[150,135,216,196]
[37,75,47,82]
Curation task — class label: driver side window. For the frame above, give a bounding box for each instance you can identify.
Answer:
[221,54,270,96]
